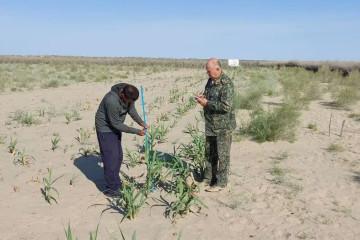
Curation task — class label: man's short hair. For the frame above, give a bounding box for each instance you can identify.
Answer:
[123,84,139,101]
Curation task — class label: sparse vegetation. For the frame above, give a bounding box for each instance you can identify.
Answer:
[13,149,35,166]
[307,123,317,131]
[327,143,345,152]
[10,110,40,126]
[51,133,61,151]
[8,137,17,154]
[75,128,92,145]
[109,182,147,221]
[65,110,82,124]
[41,168,63,204]
[244,104,300,142]
[179,124,205,176]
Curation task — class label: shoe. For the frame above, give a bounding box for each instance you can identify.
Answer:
[103,189,121,198]
[204,185,227,192]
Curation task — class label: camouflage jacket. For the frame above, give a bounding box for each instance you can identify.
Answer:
[203,73,237,136]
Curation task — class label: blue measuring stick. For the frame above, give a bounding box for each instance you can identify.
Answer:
[140,86,149,150]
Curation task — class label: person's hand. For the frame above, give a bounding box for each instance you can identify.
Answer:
[195,95,208,107]
[143,123,150,129]
[137,129,146,136]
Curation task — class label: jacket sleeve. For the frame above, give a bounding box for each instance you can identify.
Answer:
[106,99,140,134]
[205,82,234,114]
[128,103,145,127]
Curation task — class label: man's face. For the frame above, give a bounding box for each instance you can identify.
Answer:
[206,64,221,80]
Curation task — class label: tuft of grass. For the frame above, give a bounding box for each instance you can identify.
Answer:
[51,133,61,151]
[244,104,300,142]
[279,68,322,109]
[65,110,82,124]
[307,123,317,131]
[269,165,285,184]
[64,223,78,240]
[327,143,345,152]
[233,89,263,110]
[162,174,206,221]
[42,79,60,88]
[109,182,146,221]
[8,137,17,154]
[41,168,63,204]
[125,149,141,168]
[75,128,92,145]
[157,112,170,122]
[13,149,35,166]
[179,124,205,176]
[10,110,40,126]
[176,96,197,116]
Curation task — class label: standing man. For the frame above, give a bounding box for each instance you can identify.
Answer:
[196,58,237,192]
[95,83,148,196]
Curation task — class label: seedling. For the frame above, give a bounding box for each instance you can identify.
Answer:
[179,124,206,175]
[51,133,61,151]
[108,182,146,221]
[75,128,92,145]
[13,149,35,166]
[125,148,141,168]
[65,110,82,124]
[41,168,63,204]
[8,137,17,154]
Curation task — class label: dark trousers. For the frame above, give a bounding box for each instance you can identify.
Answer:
[204,131,232,187]
[96,131,123,192]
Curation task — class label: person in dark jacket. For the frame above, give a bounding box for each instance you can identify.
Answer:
[95,83,148,195]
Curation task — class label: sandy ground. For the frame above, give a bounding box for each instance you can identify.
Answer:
[0,69,359,240]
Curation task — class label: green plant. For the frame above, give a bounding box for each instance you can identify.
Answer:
[119,228,137,240]
[279,68,322,108]
[64,223,78,240]
[169,88,181,103]
[75,128,92,145]
[329,71,360,108]
[144,150,164,194]
[89,224,99,240]
[65,110,82,124]
[162,175,206,221]
[179,124,205,175]
[109,182,146,221]
[51,133,61,151]
[78,145,99,157]
[125,148,141,168]
[327,143,345,152]
[233,89,263,110]
[8,137,17,153]
[64,223,100,240]
[41,168,63,204]
[13,149,35,166]
[269,165,285,184]
[10,110,40,126]
[153,122,169,143]
[307,123,317,131]
[245,104,300,142]
[176,96,197,116]
[158,112,170,121]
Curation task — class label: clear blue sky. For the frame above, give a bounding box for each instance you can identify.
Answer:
[1,0,359,60]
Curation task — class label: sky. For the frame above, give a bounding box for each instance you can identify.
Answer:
[0,0,359,60]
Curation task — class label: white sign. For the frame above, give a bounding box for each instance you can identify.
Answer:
[228,59,239,67]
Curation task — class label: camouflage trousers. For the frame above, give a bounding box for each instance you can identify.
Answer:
[204,131,232,187]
